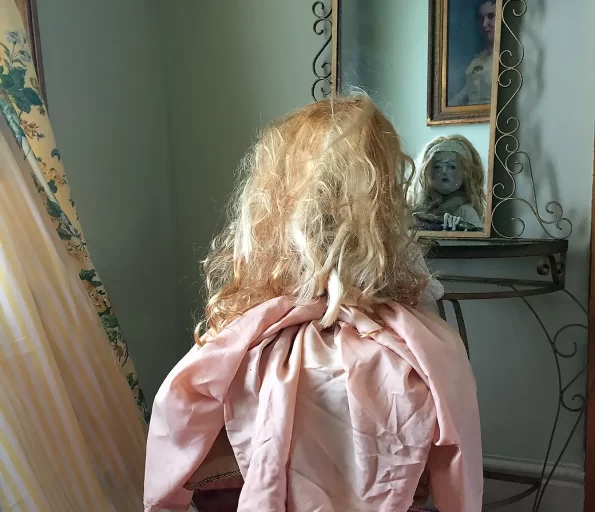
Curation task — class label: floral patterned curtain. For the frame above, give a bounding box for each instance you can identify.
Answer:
[0,0,148,420]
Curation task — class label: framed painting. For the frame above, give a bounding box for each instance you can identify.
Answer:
[427,0,499,125]
[13,0,46,102]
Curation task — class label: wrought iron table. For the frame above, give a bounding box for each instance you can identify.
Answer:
[423,238,585,511]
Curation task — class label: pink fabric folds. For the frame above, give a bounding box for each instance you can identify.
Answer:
[144,298,482,512]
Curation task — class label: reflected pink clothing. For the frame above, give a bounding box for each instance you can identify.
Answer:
[144,298,482,512]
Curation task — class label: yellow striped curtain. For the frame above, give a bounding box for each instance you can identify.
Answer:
[0,115,147,510]
[0,1,154,510]
[0,0,148,420]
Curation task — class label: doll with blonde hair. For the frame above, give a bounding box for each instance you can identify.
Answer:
[144,95,482,512]
[411,134,486,231]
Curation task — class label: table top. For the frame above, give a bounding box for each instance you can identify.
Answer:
[422,237,568,260]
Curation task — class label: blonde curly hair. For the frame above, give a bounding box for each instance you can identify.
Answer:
[199,94,429,337]
[411,134,486,220]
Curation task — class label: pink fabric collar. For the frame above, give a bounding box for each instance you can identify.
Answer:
[144,298,482,512]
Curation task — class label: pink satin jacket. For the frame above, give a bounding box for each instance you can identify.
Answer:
[144,298,482,511]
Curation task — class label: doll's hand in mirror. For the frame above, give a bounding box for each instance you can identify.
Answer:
[443,213,461,231]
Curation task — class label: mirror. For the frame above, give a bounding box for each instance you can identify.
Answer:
[333,0,501,238]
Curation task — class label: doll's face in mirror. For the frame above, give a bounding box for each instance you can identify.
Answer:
[431,151,464,195]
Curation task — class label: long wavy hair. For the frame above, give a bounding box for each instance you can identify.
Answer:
[411,135,486,219]
[198,94,428,337]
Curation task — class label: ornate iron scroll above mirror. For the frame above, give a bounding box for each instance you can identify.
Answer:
[313,0,572,240]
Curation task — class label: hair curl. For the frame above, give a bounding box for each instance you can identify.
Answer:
[198,94,428,338]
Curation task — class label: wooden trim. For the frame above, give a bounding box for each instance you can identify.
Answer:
[484,0,503,240]
[330,0,339,95]
[330,0,340,94]
[585,133,595,512]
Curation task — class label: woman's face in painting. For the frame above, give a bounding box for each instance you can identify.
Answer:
[430,151,464,195]
[479,2,497,43]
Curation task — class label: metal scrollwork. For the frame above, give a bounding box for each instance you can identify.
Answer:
[511,286,587,511]
[553,324,585,359]
[311,1,332,101]
[437,244,585,512]
[536,253,565,286]
[491,0,572,239]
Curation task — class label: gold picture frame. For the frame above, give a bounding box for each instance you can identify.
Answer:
[427,0,500,126]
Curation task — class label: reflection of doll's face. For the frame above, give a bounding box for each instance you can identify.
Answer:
[430,151,464,195]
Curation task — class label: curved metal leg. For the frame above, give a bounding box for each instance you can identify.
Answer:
[437,299,446,321]
[451,300,470,357]
[440,291,586,511]
[438,299,469,357]
[511,289,587,512]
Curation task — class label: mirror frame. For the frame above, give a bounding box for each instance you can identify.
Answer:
[330,0,502,238]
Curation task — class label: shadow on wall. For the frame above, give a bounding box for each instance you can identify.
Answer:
[455,0,593,471]
[492,1,585,241]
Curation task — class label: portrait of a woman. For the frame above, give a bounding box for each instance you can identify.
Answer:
[428,0,499,123]
[450,0,497,106]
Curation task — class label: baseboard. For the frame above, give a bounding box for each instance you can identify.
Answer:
[483,453,584,486]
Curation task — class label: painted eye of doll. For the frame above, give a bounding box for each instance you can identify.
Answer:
[433,161,457,175]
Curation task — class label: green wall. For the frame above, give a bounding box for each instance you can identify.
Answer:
[36,0,182,403]
[162,0,319,336]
